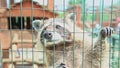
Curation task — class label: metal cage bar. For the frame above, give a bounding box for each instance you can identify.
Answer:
[0,0,120,68]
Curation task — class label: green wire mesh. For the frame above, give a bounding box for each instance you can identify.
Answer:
[0,0,120,68]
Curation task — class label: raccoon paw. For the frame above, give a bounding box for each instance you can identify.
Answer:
[100,27,113,39]
[56,63,68,68]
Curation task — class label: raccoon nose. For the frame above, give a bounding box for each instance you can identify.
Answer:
[44,32,52,39]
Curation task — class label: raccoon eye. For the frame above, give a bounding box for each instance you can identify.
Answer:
[56,25,61,29]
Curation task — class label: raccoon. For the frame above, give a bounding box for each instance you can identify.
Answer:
[32,18,113,68]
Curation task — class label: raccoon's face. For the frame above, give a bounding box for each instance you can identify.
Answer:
[41,24,71,42]
[32,19,72,45]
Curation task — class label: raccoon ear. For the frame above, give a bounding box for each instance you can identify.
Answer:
[32,20,44,31]
[65,13,76,22]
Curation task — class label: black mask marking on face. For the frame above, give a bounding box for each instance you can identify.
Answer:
[40,25,71,43]
[55,25,71,40]
[40,28,47,43]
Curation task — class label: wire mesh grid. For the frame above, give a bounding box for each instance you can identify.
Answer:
[0,0,120,68]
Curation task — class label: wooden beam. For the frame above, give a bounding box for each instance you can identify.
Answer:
[24,59,43,64]
[2,58,24,63]
[12,40,37,44]
[2,58,44,65]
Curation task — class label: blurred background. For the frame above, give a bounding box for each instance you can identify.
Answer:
[0,0,120,68]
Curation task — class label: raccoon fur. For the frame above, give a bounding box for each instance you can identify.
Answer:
[32,18,113,68]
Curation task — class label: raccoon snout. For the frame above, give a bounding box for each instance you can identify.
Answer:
[44,32,52,39]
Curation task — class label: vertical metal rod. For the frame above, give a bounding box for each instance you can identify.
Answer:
[52,0,56,68]
[63,0,66,64]
[53,0,55,68]
[118,1,120,68]
[118,28,120,68]
[82,0,85,68]
[42,0,46,68]
[31,0,34,68]
[100,0,104,68]
[20,0,24,68]
[0,40,2,68]
[72,0,75,68]
[110,0,113,68]
[8,0,14,68]
[91,0,95,68]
